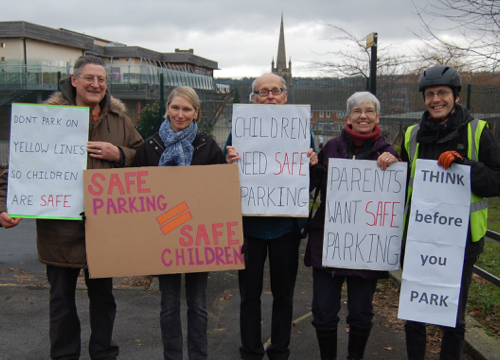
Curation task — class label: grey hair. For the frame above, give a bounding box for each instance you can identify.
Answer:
[346,91,381,115]
[73,55,107,77]
[251,73,288,93]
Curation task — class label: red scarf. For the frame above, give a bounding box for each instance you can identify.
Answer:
[345,124,381,153]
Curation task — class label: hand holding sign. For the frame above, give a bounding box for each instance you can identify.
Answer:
[87,141,121,162]
[437,150,464,169]
[0,211,22,228]
[225,146,240,164]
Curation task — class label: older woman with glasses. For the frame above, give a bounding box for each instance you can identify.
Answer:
[305,91,400,360]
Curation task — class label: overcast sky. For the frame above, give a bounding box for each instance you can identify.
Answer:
[2,0,461,79]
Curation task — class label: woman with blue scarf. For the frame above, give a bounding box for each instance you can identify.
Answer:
[133,86,225,360]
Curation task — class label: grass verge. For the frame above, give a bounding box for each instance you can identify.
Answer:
[465,197,500,338]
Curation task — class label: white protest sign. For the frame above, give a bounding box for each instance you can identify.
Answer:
[7,103,90,219]
[398,159,471,327]
[322,158,407,271]
[232,104,311,217]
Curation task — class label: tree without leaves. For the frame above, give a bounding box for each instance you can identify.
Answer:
[308,25,420,116]
[413,0,500,72]
[308,25,415,78]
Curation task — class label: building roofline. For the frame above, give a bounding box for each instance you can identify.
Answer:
[0,21,219,71]
[0,21,94,50]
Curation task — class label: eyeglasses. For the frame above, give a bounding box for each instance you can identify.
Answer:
[350,108,377,116]
[79,75,107,85]
[254,88,283,97]
[424,90,451,99]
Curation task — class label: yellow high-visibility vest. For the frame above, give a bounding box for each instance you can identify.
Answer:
[404,118,488,242]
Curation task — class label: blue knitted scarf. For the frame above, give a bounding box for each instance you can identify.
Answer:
[158,118,197,166]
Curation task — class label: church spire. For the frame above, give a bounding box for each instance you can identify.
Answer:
[272,13,293,98]
[276,13,287,71]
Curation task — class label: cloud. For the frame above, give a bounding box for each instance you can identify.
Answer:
[0,0,457,78]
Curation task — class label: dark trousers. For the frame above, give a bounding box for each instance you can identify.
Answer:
[238,232,300,360]
[46,265,119,360]
[311,267,378,330]
[405,256,476,360]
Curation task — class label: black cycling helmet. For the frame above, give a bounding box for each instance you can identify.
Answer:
[419,65,461,94]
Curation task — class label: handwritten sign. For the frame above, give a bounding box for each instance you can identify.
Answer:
[322,158,407,271]
[83,164,245,278]
[232,104,311,216]
[398,159,470,327]
[7,103,89,219]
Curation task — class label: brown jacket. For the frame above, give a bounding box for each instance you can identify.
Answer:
[0,77,143,268]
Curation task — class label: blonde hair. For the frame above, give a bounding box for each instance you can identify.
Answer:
[164,86,201,122]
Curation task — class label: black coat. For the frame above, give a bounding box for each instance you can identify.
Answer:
[133,132,226,167]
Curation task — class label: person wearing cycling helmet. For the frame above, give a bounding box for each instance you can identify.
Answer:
[400,65,500,360]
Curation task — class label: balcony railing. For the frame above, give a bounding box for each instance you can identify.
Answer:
[0,61,218,91]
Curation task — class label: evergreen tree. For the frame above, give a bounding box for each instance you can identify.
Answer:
[233,88,241,103]
[135,100,162,140]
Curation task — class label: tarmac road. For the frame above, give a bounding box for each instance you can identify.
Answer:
[0,219,428,360]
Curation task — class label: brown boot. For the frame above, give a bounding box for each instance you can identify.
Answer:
[347,326,371,360]
[316,328,337,360]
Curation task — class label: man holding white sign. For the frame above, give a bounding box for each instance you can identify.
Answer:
[400,65,500,360]
[1,55,143,360]
[224,73,317,360]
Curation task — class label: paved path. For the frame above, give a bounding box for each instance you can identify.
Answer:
[0,218,463,360]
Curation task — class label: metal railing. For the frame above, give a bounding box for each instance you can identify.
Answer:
[476,230,500,288]
[1,61,219,92]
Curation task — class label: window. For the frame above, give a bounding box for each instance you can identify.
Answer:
[0,43,5,48]
[326,111,330,117]
[319,111,324,118]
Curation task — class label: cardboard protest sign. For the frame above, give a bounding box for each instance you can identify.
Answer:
[398,159,471,327]
[7,103,89,219]
[232,104,311,217]
[322,158,407,271]
[83,164,244,278]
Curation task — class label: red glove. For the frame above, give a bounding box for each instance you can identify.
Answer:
[438,151,464,169]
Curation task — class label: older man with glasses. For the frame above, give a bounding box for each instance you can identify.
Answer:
[0,55,143,360]
[224,73,317,360]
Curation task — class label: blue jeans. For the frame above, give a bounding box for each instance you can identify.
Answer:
[311,267,378,330]
[46,265,119,360]
[158,272,208,360]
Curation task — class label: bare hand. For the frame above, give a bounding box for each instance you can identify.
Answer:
[377,152,398,171]
[87,141,121,162]
[308,148,318,166]
[0,212,22,229]
[225,146,241,164]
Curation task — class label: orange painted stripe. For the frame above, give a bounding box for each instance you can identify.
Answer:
[160,212,192,234]
[156,201,189,225]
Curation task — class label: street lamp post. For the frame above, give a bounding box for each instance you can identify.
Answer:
[366,32,378,96]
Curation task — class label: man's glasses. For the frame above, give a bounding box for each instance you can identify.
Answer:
[424,90,451,100]
[254,88,283,97]
[79,75,107,85]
